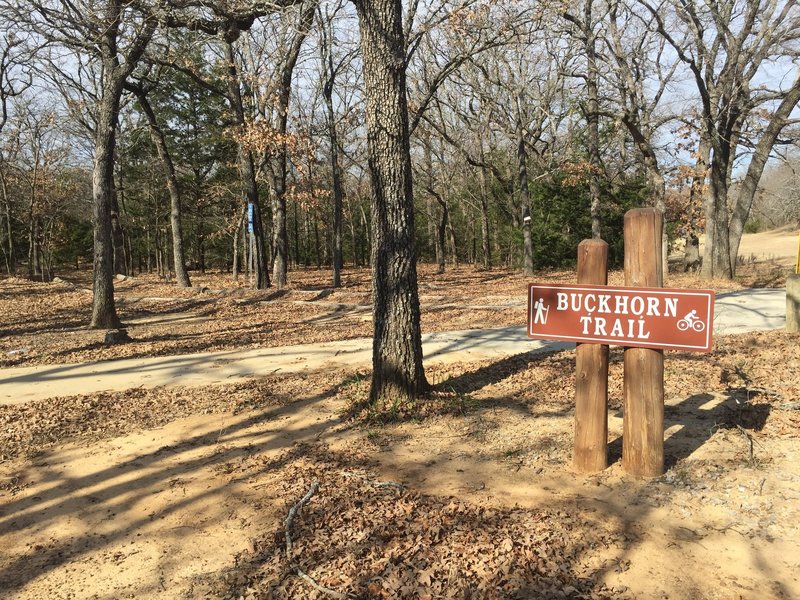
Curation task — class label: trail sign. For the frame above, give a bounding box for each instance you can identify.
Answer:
[528,283,714,352]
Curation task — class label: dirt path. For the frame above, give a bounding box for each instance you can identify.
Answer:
[0,397,343,599]
[0,288,786,405]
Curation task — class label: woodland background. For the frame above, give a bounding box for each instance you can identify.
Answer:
[1,0,798,288]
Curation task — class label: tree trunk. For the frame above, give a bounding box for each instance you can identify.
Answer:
[272,170,289,285]
[479,167,491,270]
[224,36,270,289]
[702,147,733,279]
[435,197,447,274]
[134,88,191,287]
[293,201,300,267]
[233,204,245,281]
[313,213,321,268]
[584,3,602,240]
[354,0,428,404]
[645,155,667,277]
[517,129,534,275]
[0,168,15,274]
[90,71,123,329]
[111,189,127,276]
[271,3,315,288]
[447,212,458,266]
[324,70,345,287]
[728,76,800,268]
[345,195,357,267]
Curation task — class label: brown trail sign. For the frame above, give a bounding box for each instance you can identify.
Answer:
[527,208,716,477]
[527,284,715,353]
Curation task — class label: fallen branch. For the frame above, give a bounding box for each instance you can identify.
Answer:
[374,480,404,490]
[295,567,348,599]
[284,480,319,556]
[284,480,349,599]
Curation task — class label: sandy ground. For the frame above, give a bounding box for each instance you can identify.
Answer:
[735,227,798,266]
[2,351,798,599]
[1,230,799,599]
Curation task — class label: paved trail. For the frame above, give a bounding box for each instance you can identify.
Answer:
[0,288,786,405]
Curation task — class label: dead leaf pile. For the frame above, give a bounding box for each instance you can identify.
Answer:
[208,444,621,600]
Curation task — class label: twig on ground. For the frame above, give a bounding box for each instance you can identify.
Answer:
[283,480,350,599]
[284,480,319,556]
[295,567,348,599]
[374,480,404,490]
[735,425,755,463]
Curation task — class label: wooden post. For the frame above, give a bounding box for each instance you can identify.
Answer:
[574,239,609,472]
[623,208,665,477]
[787,274,800,333]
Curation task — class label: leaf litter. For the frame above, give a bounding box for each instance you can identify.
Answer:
[1,263,799,599]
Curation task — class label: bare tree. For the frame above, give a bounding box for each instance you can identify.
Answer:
[126,78,192,287]
[604,0,679,274]
[221,30,272,289]
[316,1,354,287]
[562,0,605,239]
[8,0,159,327]
[0,29,33,273]
[642,0,800,278]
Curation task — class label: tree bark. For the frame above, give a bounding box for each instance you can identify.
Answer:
[728,76,800,266]
[478,166,491,270]
[271,2,316,289]
[703,146,733,279]
[435,196,447,274]
[323,61,344,287]
[0,167,15,274]
[88,4,154,327]
[584,0,602,240]
[90,69,124,329]
[354,0,428,404]
[110,188,127,276]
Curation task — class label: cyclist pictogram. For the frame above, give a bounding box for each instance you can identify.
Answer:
[677,310,705,332]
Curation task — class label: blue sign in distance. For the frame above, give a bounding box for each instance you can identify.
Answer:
[247,202,254,234]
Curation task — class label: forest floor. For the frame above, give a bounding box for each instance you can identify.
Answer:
[1,229,799,599]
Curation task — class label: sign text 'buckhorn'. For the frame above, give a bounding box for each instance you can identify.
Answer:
[528,283,715,352]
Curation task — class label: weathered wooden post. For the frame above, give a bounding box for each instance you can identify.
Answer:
[623,208,665,477]
[787,274,800,333]
[574,239,609,472]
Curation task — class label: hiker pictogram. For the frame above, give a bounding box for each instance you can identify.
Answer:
[532,297,550,324]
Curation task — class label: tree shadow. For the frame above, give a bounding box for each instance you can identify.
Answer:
[439,350,571,397]
[604,390,771,470]
[209,443,620,599]
[0,375,363,594]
